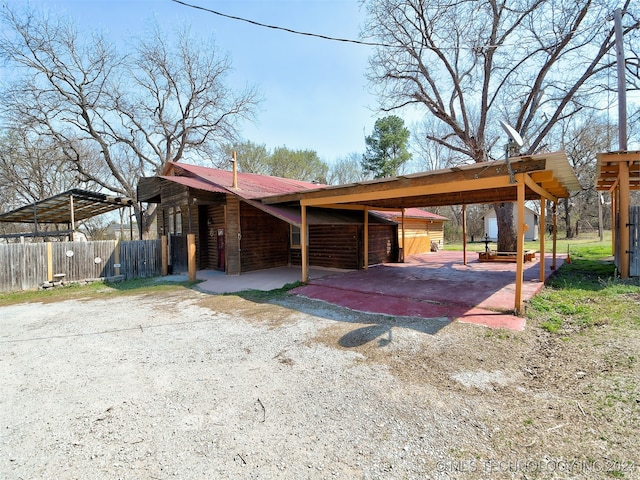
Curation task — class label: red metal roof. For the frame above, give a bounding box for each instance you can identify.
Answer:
[166,162,321,199]
[159,163,445,222]
[372,208,448,222]
[159,174,228,194]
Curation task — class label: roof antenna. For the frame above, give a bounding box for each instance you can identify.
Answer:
[499,120,524,183]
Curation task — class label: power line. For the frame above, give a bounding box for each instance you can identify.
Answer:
[170,0,615,53]
[170,0,394,48]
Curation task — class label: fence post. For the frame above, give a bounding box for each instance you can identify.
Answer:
[161,235,168,276]
[47,242,53,282]
[188,233,196,283]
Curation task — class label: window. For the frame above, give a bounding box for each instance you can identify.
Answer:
[291,225,309,248]
[175,207,182,234]
[291,225,301,248]
[168,207,183,235]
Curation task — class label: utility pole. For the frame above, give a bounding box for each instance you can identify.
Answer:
[613,8,627,151]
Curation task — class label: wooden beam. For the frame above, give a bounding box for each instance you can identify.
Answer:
[529,171,554,182]
[596,151,640,162]
[47,242,53,282]
[161,235,168,276]
[364,207,369,270]
[187,233,196,282]
[611,190,616,254]
[462,204,467,266]
[401,208,405,262]
[523,173,558,203]
[515,174,526,314]
[263,157,547,205]
[552,202,557,270]
[301,203,308,282]
[301,175,516,207]
[619,160,630,278]
[539,198,546,282]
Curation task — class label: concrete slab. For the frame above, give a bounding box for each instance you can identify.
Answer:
[163,250,562,331]
[159,266,335,294]
[291,251,565,331]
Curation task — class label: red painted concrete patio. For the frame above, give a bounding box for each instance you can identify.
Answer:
[291,250,565,331]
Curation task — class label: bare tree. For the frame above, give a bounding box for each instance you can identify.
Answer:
[409,118,464,173]
[364,0,639,250]
[557,113,616,237]
[328,152,372,185]
[0,5,260,237]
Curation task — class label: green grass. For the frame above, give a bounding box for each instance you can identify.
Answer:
[525,242,640,334]
[445,230,613,258]
[0,277,195,307]
[231,281,304,303]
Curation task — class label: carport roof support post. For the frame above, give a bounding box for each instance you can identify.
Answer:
[515,174,526,314]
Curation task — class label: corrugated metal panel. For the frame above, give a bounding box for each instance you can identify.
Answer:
[372,208,448,222]
[166,162,321,199]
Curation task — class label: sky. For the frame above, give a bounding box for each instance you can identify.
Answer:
[27,0,398,164]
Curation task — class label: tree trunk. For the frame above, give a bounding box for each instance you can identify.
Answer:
[563,198,573,238]
[494,202,517,251]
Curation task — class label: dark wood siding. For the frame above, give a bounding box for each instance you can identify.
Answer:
[308,224,359,269]
[202,204,226,270]
[226,194,241,274]
[137,177,162,203]
[367,224,398,265]
[159,182,189,209]
[240,202,290,272]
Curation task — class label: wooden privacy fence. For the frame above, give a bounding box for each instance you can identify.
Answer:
[0,239,162,292]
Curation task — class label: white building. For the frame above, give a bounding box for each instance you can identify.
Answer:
[483,205,539,241]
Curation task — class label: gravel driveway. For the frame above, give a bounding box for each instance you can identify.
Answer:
[2,288,637,479]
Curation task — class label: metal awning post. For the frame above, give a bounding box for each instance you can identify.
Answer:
[69,194,75,241]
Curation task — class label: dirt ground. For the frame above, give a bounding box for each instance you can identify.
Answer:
[1,288,638,479]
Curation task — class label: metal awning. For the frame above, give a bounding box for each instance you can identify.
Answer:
[0,189,133,224]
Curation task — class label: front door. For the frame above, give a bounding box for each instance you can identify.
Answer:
[216,228,225,272]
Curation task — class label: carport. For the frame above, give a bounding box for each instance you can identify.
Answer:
[263,152,580,314]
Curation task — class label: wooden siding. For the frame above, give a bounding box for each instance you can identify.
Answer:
[399,219,445,255]
[201,204,226,270]
[367,224,398,265]
[225,194,241,274]
[137,176,162,203]
[240,202,290,272]
[159,181,189,209]
[308,224,359,269]
[402,219,431,256]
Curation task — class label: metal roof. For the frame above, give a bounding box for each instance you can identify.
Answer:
[0,189,133,224]
[262,152,581,209]
[372,208,449,222]
[166,162,321,199]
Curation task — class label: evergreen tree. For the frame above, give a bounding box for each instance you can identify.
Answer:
[362,116,411,178]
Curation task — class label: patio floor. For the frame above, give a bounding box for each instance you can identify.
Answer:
[174,250,564,331]
[290,250,565,331]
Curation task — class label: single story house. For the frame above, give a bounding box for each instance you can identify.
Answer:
[483,205,539,241]
[138,162,444,274]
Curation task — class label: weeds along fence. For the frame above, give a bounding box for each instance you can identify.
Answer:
[0,239,162,292]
